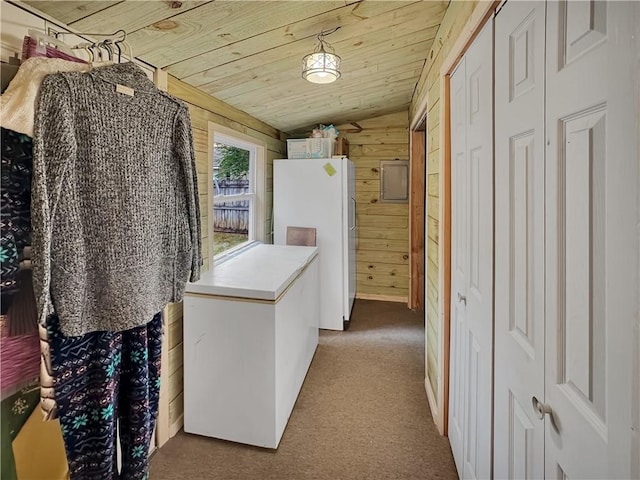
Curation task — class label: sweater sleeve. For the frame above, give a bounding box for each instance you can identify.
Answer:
[32,74,76,326]
[174,105,202,282]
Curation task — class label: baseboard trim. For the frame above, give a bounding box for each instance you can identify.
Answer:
[425,377,444,435]
[355,293,408,303]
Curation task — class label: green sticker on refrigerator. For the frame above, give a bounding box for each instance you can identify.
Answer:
[323,162,337,176]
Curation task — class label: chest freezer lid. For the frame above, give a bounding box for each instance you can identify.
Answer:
[185,244,318,301]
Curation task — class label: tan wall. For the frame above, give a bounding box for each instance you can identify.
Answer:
[336,111,410,302]
[164,76,286,433]
[409,0,484,407]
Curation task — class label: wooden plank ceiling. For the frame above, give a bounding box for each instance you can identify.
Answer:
[24,0,447,134]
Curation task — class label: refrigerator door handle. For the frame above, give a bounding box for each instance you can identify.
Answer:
[349,197,357,231]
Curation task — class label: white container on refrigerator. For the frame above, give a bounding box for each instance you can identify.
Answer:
[273,157,356,330]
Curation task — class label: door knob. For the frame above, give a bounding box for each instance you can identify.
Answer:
[457,293,466,305]
[532,396,552,420]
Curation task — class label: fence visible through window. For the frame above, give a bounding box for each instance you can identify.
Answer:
[213,142,252,256]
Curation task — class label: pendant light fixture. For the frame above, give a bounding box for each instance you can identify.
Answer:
[302,29,341,84]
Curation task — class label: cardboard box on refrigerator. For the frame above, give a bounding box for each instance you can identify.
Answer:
[335,137,349,157]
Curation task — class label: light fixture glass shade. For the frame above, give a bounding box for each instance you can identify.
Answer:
[302,47,341,84]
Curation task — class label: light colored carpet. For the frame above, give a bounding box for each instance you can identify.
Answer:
[149,300,458,480]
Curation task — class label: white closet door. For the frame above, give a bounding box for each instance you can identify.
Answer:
[494,2,546,479]
[545,1,639,478]
[448,56,467,479]
[461,19,493,480]
[448,18,494,480]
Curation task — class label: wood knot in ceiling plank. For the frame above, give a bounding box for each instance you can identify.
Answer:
[152,20,179,31]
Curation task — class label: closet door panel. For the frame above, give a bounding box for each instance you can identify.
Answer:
[545,1,639,478]
[448,56,467,479]
[448,17,494,479]
[494,2,546,478]
[461,19,493,480]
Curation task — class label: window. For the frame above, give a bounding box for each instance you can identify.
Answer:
[208,123,266,263]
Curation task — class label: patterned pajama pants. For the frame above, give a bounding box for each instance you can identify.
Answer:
[48,313,163,480]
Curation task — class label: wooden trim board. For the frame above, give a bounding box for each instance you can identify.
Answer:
[355,293,408,304]
[409,129,426,310]
[425,377,439,426]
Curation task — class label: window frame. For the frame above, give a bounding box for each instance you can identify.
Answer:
[207,122,266,267]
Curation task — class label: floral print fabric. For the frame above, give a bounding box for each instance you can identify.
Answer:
[48,312,162,480]
[1,128,32,314]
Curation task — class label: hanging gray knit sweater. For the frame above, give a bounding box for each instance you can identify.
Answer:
[32,62,202,336]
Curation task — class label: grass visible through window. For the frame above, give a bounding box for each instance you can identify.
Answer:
[212,232,248,256]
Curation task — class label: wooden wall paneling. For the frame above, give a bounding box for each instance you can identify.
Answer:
[168,317,183,350]
[186,103,285,154]
[337,111,410,303]
[427,194,439,221]
[356,227,408,241]
[410,129,426,310]
[358,238,409,253]
[357,214,408,229]
[167,75,282,140]
[357,284,409,300]
[427,99,441,132]
[357,262,404,276]
[357,273,408,289]
[191,127,208,152]
[356,202,408,217]
[356,179,379,192]
[350,143,409,158]
[169,393,184,436]
[194,150,208,175]
[410,1,480,122]
[427,149,440,176]
[166,303,184,437]
[356,250,409,266]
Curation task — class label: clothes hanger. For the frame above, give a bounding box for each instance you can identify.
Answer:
[27,29,75,56]
[102,40,114,61]
[85,44,93,62]
[88,44,98,62]
[119,40,134,63]
[60,29,129,63]
[115,41,122,63]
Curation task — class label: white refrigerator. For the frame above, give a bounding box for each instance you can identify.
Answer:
[273,157,356,330]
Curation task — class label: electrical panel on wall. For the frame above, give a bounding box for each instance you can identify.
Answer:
[380,160,409,203]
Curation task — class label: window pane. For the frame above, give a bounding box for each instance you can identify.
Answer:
[213,143,251,256]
